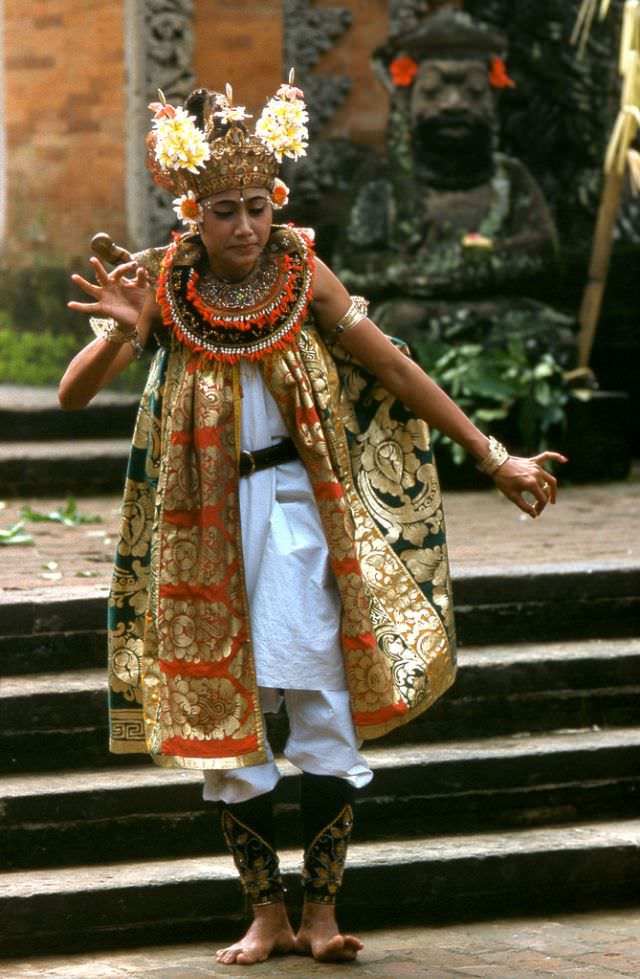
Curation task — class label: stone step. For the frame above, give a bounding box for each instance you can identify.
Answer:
[3,728,640,871]
[3,639,640,773]
[0,586,107,677]
[452,562,640,645]
[2,562,639,680]
[2,818,639,956]
[0,439,130,496]
[0,385,139,442]
[390,636,640,745]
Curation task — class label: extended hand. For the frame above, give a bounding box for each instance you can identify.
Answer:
[68,257,149,332]
[492,451,568,518]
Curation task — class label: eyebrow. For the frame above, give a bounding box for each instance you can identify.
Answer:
[207,195,270,207]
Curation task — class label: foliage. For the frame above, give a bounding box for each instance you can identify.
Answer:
[20,496,102,526]
[0,325,148,391]
[411,338,591,465]
[0,326,79,386]
[0,521,34,546]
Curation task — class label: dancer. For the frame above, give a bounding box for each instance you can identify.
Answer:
[59,76,564,965]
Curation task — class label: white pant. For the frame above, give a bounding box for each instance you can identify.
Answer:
[202,687,373,804]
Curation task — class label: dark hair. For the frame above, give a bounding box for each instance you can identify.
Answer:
[184,88,249,139]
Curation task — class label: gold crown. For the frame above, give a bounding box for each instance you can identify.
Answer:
[178,129,280,199]
[147,76,307,203]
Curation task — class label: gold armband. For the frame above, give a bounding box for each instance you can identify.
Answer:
[334,296,369,335]
[89,317,144,359]
[476,436,509,476]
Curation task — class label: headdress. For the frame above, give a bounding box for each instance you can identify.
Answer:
[146,71,309,228]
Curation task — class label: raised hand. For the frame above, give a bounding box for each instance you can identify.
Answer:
[492,451,568,518]
[68,257,149,333]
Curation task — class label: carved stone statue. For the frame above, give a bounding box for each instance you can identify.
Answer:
[333,7,576,364]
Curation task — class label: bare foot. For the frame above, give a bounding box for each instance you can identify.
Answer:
[295,901,364,963]
[216,902,297,965]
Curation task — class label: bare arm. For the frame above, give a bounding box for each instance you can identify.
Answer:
[312,258,566,518]
[59,258,161,410]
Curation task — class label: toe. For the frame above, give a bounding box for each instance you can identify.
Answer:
[216,946,240,964]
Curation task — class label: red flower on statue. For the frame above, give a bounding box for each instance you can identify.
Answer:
[390,55,418,87]
[489,55,515,89]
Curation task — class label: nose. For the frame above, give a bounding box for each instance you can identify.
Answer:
[441,86,463,110]
[234,204,254,238]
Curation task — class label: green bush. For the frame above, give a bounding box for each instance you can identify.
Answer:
[0,326,147,390]
[0,327,79,386]
[411,338,591,464]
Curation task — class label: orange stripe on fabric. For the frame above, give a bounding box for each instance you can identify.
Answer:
[295,405,320,426]
[314,482,344,501]
[163,506,228,530]
[194,428,225,449]
[159,658,244,678]
[161,734,258,758]
[353,701,408,727]
[171,428,225,449]
[171,431,193,445]
[342,631,377,650]
[332,557,362,576]
[160,579,240,604]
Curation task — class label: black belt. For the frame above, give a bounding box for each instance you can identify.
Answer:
[239,437,299,477]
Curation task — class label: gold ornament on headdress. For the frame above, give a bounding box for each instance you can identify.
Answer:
[146,71,307,222]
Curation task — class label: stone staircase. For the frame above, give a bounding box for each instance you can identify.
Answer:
[0,386,137,496]
[1,383,633,497]
[2,563,640,956]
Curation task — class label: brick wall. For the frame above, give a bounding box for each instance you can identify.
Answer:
[193,0,284,114]
[3,0,126,266]
[192,0,390,145]
[311,0,389,150]
[1,0,391,268]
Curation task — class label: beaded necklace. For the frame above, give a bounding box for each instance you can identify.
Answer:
[156,228,315,363]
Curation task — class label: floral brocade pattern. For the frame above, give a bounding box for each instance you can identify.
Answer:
[302,804,353,905]
[221,810,285,906]
[107,225,456,766]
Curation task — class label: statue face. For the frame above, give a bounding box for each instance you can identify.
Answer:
[409,59,495,181]
[410,59,493,124]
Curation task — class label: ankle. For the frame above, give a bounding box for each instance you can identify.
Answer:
[252,900,291,927]
[299,900,338,930]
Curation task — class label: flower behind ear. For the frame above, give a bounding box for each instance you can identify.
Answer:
[173,190,203,228]
[270,178,290,209]
[489,55,515,89]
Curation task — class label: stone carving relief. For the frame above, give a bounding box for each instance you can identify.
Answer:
[463,0,626,242]
[283,0,353,135]
[125,0,195,247]
[389,1,435,37]
[282,0,377,257]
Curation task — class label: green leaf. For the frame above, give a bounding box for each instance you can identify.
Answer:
[533,361,555,380]
[20,496,102,527]
[534,382,552,407]
[571,388,593,402]
[474,407,510,422]
[414,337,574,464]
[0,521,34,546]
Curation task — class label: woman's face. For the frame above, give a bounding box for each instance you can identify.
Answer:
[198,186,272,280]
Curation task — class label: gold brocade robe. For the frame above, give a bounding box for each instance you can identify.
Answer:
[108,266,456,770]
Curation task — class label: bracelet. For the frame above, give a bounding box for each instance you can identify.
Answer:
[334,296,369,335]
[476,436,509,476]
[89,316,144,360]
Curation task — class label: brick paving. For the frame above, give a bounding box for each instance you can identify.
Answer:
[2,910,640,977]
[0,472,638,595]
